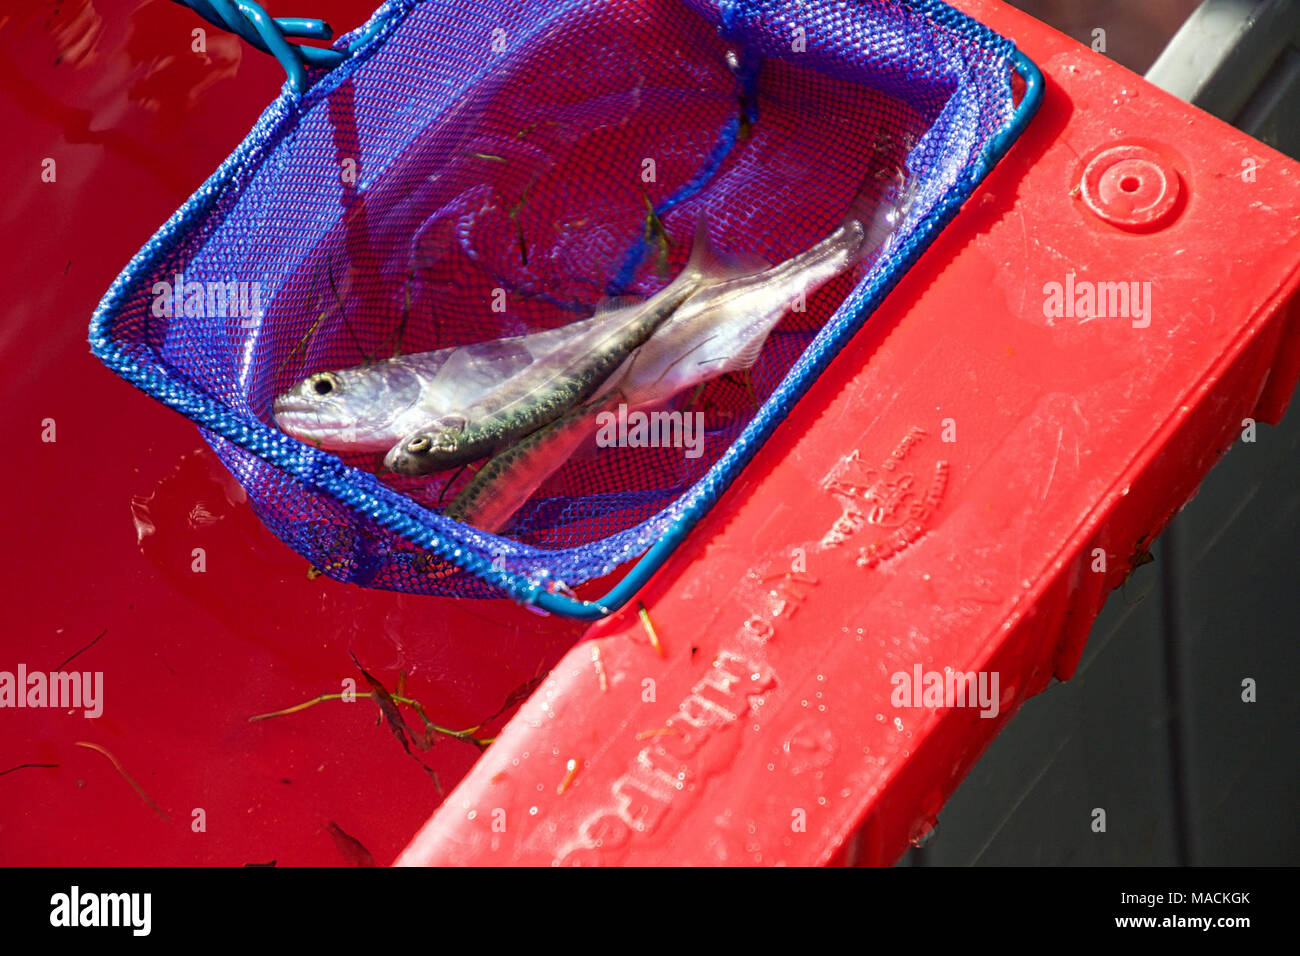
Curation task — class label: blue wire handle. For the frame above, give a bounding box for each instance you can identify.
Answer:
[171,0,355,93]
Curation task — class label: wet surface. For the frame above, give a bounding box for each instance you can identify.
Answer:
[0,0,588,865]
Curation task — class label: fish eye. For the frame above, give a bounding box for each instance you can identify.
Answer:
[309,372,338,396]
[406,436,432,454]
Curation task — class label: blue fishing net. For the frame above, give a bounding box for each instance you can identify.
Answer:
[91,0,1034,607]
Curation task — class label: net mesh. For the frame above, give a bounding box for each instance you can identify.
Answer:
[91,0,1022,601]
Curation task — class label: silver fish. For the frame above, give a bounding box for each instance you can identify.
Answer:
[448,170,917,531]
[383,218,760,476]
[611,169,915,407]
[271,308,628,453]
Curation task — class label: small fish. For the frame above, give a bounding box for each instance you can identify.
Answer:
[604,167,916,410]
[447,168,918,531]
[272,308,627,453]
[384,218,758,476]
[444,390,627,533]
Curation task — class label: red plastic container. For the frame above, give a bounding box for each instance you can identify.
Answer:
[2,0,1297,866]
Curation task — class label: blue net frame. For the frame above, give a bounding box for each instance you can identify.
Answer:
[90,0,1042,618]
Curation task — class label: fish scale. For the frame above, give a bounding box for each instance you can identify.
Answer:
[446,390,627,531]
[384,216,758,476]
[435,284,693,464]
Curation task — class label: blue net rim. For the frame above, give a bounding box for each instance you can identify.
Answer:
[89,1,1044,620]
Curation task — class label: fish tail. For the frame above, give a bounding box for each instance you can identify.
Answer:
[842,162,921,265]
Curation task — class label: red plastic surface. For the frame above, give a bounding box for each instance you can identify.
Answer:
[2,0,1297,867]
[1080,144,1183,231]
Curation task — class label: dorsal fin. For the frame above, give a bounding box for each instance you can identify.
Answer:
[591,294,643,317]
[678,211,769,287]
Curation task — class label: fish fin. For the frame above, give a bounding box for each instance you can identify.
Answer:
[637,332,721,394]
[591,294,643,316]
[846,163,920,263]
[429,336,535,403]
[678,212,768,287]
[728,331,770,373]
[677,331,766,381]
